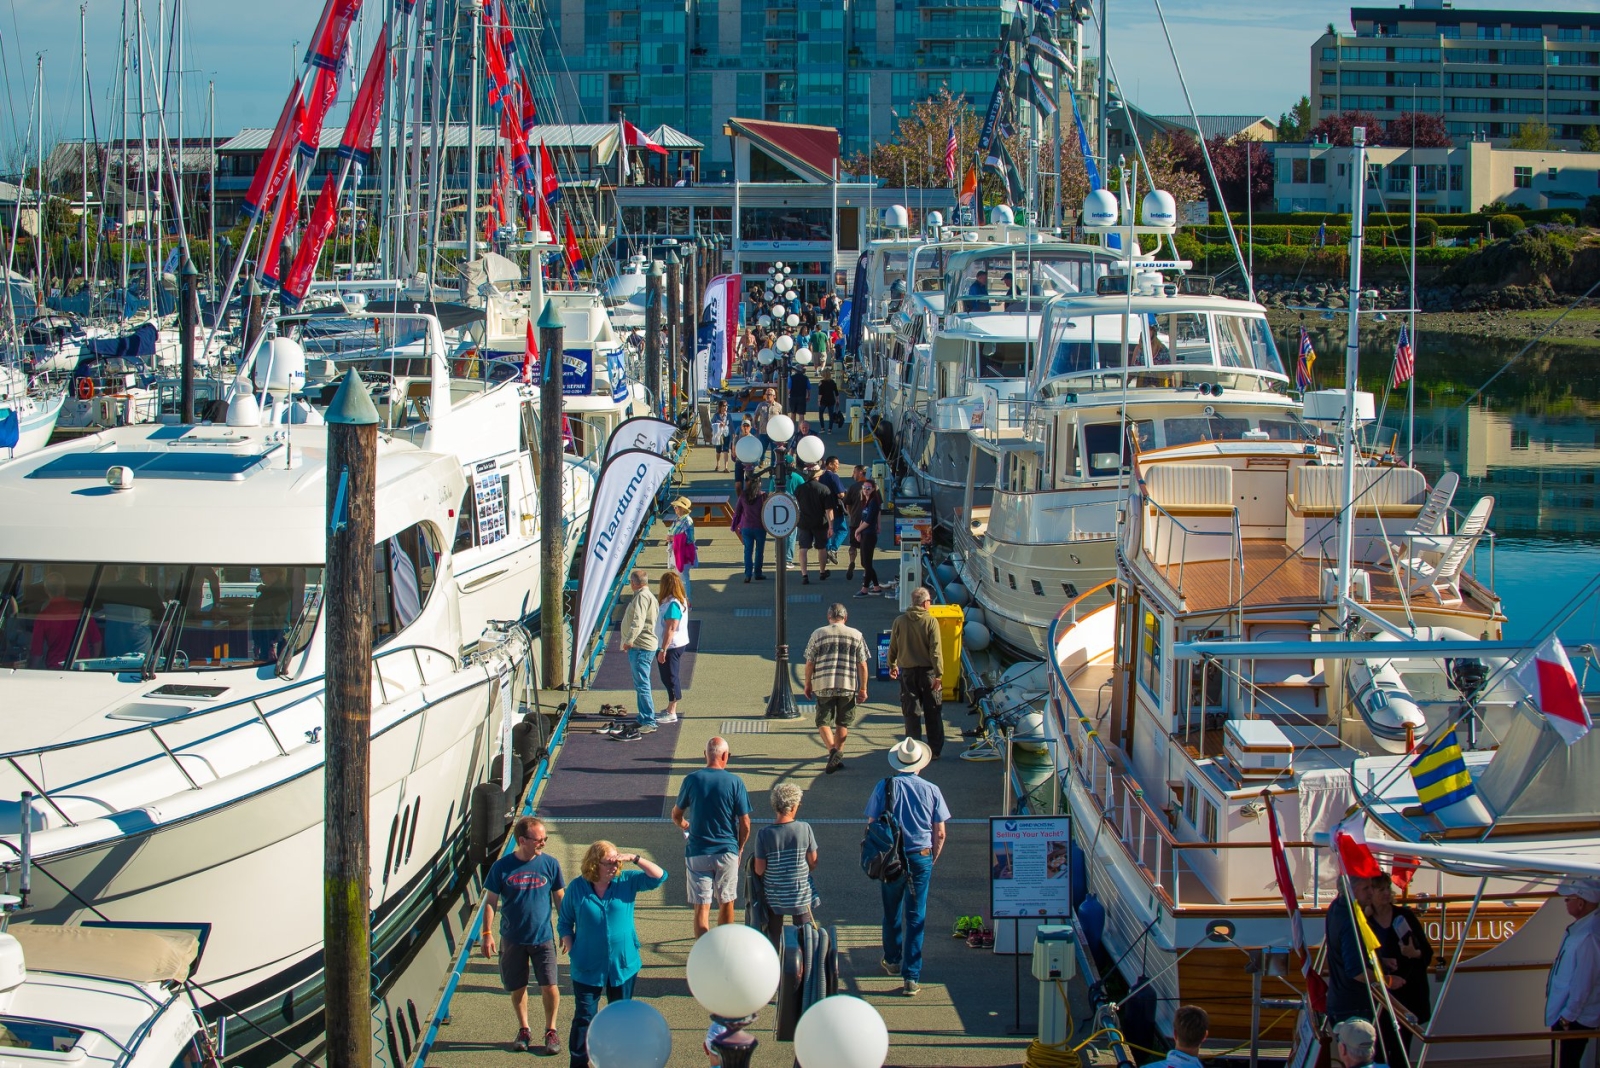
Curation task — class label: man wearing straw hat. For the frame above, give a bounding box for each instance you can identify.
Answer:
[865,738,949,997]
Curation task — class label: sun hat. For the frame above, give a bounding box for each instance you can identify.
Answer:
[887,738,931,775]
[1557,877,1600,904]
[672,497,693,514]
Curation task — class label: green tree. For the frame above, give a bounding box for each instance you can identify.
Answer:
[1580,125,1600,153]
[1508,121,1552,150]
[1277,96,1312,142]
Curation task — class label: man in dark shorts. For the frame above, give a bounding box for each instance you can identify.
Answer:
[803,603,871,772]
[483,815,566,1054]
[793,464,835,585]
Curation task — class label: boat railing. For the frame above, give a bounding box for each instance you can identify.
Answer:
[0,641,467,831]
[1141,493,1245,606]
[975,396,1049,446]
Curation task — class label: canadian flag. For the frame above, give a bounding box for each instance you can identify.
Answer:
[1517,636,1592,746]
[1334,812,1383,880]
[622,118,668,155]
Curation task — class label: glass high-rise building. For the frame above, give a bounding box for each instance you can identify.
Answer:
[540,0,1008,174]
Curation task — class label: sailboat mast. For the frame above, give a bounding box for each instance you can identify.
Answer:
[466,0,480,264]
[82,4,91,291]
[1335,124,1368,626]
[34,53,44,302]
[208,80,215,294]
[121,6,131,315]
[1408,163,1417,467]
[405,7,427,278]
[1095,0,1107,175]
[135,0,157,315]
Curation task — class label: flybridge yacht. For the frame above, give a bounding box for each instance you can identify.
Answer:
[1042,429,1571,1051]
[256,308,596,640]
[0,313,591,1048]
[954,273,1297,657]
[896,240,1111,526]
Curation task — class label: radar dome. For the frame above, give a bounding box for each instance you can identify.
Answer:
[264,337,307,394]
[884,204,910,229]
[1141,190,1177,226]
[989,204,1015,225]
[926,210,944,229]
[1082,189,1119,227]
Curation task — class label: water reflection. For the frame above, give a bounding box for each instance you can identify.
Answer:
[1272,321,1600,642]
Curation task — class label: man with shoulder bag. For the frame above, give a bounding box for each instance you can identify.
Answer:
[862,739,949,996]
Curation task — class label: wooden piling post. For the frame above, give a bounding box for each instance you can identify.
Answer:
[323,369,380,1068]
[179,259,199,424]
[645,261,663,416]
[538,300,569,690]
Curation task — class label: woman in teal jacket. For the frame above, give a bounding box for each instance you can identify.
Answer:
[556,840,668,1068]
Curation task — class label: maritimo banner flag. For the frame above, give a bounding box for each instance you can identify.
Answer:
[605,417,677,462]
[570,449,677,683]
[701,274,741,392]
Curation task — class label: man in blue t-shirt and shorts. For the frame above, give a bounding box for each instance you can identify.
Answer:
[483,815,567,1055]
[671,736,752,936]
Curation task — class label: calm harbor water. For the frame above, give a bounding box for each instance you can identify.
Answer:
[1272,319,1600,655]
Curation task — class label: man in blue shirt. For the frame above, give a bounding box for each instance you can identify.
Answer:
[672,736,752,937]
[1142,1004,1208,1068]
[483,816,567,1054]
[865,738,950,996]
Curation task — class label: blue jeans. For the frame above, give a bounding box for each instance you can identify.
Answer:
[568,974,635,1068]
[827,513,849,552]
[740,528,766,577]
[880,850,934,981]
[627,647,656,726]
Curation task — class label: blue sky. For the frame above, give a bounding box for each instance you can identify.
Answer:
[3,0,1598,169]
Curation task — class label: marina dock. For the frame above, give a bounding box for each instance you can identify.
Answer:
[424,421,1063,1068]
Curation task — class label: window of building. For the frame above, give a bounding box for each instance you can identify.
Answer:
[1475,25,1502,40]
[1511,427,1530,449]
[1502,50,1545,66]
[1558,28,1583,42]
[1440,25,1460,39]
[1321,46,1337,61]
[1513,166,1532,188]
[1311,158,1327,183]
[1450,164,1463,190]
[1322,69,1336,84]
[739,205,831,240]
[1509,26,1542,42]
[1292,157,1309,183]
[1321,95,1338,111]
[1507,98,1545,113]
[1550,51,1600,67]
[1550,167,1560,180]
[1393,48,1441,63]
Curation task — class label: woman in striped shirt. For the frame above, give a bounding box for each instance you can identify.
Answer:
[753,783,819,950]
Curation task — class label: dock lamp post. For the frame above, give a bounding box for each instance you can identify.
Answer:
[686,924,782,1068]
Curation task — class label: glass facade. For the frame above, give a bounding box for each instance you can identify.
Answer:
[541,0,1009,166]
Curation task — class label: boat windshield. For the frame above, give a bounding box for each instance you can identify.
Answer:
[1041,314,1150,376]
[950,252,1105,313]
[0,561,324,673]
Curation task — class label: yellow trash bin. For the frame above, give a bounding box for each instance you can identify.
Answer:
[927,604,965,701]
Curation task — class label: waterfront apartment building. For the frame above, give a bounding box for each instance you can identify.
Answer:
[1309,3,1600,147]
[539,0,1024,173]
[1272,138,1600,214]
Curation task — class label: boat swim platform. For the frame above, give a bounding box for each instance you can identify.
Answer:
[423,409,1086,1068]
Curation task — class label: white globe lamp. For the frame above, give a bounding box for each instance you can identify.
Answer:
[688,924,781,1021]
[775,334,795,353]
[766,412,795,444]
[794,996,889,1068]
[757,314,772,328]
[794,346,813,366]
[786,289,798,301]
[786,313,800,327]
[775,261,786,270]
[587,1000,672,1068]
[734,433,765,465]
[795,434,825,465]
[770,303,785,316]
[757,347,777,365]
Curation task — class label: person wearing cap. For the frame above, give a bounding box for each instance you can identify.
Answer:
[1142,1005,1208,1068]
[668,498,698,603]
[1332,1018,1383,1068]
[865,738,950,997]
[1548,877,1600,1068]
[889,586,945,759]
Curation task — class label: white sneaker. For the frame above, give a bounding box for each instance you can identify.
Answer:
[656,712,680,724]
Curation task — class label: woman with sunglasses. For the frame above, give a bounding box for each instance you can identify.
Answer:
[557,840,667,1068]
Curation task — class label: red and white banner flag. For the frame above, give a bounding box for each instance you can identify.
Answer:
[701,273,741,391]
[522,320,538,385]
[1517,635,1592,746]
[1265,792,1328,1012]
[1334,812,1383,879]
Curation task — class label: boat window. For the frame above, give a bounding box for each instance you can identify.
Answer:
[1162,416,1252,446]
[976,341,1030,379]
[453,488,476,553]
[882,251,908,289]
[372,523,442,647]
[1257,419,1302,441]
[1156,312,1212,365]
[1137,608,1163,700]
[1043,314,1147,377]
[0,560,325,672]
[0,1018,86,1054]
[1082,421,1153,477]
[1214,313,1284,373]
[1183,778,1199,827]
[1201,797,1219,843]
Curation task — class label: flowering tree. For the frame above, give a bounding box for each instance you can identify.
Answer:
[1308,110,1384,146]
[1382,111,1453,147]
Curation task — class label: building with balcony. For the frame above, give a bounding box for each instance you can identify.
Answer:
[1309,3,1600,148]
[542,0,1035,170]
[1272,138,1600,214]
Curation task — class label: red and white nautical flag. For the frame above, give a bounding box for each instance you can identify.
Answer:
[1334,812,1383,879]
[522,321,538,385]
[1517,635,1592,746]
[1265,792,1328,1012]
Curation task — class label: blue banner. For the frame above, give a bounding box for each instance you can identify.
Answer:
[607,349,629,403]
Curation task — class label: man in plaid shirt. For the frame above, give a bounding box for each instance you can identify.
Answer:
[803,603,871,774]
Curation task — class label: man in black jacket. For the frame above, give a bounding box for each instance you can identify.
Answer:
[793,465,835,585]
[1325,876,1376,1025]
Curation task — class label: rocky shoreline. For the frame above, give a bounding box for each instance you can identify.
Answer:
[1263,303,1600,344]
[1222,275,1598,315]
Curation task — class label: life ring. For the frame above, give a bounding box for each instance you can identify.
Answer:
[76,378,95,400]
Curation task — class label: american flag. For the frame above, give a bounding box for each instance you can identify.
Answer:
[1295,328,1316,392]
[944,123,958,181]
[1391,324,1414,388]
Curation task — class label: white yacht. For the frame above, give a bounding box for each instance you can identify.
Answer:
[896,241,1109,525]
[0,367,64,458]
[0,318,586,1048]
[955,276,1297,657]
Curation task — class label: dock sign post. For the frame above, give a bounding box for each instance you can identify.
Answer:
[761,492,798,538]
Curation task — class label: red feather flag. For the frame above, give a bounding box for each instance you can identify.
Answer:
[564,214,582,278]
[243,81,304,219]
[260,169,300,287]
[338,34,389,166]
[539,143,560,203]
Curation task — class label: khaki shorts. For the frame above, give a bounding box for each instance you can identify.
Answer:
[815,694,858,729]
[686,851,741,905]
